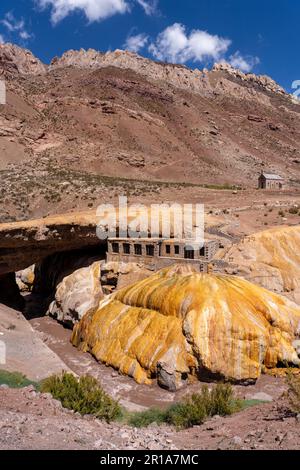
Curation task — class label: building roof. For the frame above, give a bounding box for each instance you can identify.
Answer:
[260,173,284,180]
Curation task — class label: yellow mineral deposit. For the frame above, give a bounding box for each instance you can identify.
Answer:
[72,264,300,390]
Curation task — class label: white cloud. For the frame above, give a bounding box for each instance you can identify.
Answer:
[0,34,5,44]
[19,30,32,40]
[1,12,25,32]
[124,32,148,52]
[36,0,159,24]
[0,12,32,42]
[36,0,130,24]
[149,23,231,64]
[136,0,158,15]
[229,51,260,73]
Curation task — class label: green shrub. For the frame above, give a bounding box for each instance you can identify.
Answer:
[0,370,37,389]
[209,383,242,415]
[128,383,242,429]
[40,372,121,422]
[166,384,242,429]
[166,400,207,429]
[286,371,300,413]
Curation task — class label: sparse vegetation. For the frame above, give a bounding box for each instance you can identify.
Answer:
[129,383,242,429]
[0,370,38,389]
[40,372,121,422]
[0,156,243,223]
[128,408,167,428]
[0,370,266,431]
[166,384,242,429]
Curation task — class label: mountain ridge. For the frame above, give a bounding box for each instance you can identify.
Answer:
[0,42,293,99]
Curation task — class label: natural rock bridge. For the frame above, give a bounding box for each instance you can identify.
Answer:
[0,211,106,276]
[0,211,109,309]
[0,207,202,309]
[0,205,204,275]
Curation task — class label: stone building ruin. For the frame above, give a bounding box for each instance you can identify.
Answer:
[107,237,220,272]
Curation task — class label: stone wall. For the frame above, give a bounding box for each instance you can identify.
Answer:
[107,252,209,272]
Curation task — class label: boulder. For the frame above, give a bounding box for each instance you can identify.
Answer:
[48,262,103,327]
[101,261,153,293]
[16,265,35,292]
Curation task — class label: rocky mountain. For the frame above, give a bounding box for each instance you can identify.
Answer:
[0,43,300,222]
[50,48,288,97]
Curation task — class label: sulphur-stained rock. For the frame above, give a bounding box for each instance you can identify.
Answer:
[71,264,300,390]
[225,225,300,303]
[48,262,103,327]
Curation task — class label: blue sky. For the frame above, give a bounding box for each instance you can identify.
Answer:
[0,0,298,92]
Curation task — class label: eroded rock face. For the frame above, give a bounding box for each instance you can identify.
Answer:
[48,260,154,326]
[212,62,287,96]
[225,225,300,303]
[50,49,291,100]
[48,262,103,327]
[71,264,300,390]
[100,261,154,294]
[22,247,106,319]
[16,265,35,292]
[50,48,211,96]
[0,211,106,276]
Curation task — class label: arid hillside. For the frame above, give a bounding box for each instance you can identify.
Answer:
[0,43,300,222]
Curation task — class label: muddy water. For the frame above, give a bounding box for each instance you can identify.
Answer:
[30,316,286,412]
